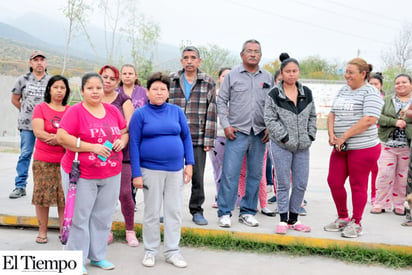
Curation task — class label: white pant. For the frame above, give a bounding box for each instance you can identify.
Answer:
[141,168,184,258]
[61,169,121,264]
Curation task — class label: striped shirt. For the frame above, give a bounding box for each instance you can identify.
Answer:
[331,83,383,150]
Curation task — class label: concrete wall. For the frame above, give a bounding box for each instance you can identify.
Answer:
[0,76,342,135]
[0,75,19,137]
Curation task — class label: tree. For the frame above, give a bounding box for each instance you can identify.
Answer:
[99,0,130,64]
[299,56,340,80]
[122,11,160,81]
[382,23,412,72]
[262,60,280,75]
[62,0,91,75]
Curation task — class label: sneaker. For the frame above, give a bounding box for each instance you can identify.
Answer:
[324,217,349,232]
[142,252,155,267]
[192,213,208,225]
[126,230,139,247]
[288,221,311,232]
[261,207,276,217]
[82,265,88,275]
[266,185,273,193]
[341,220,362,238]
[299,207,307,216]
[9,188,26,199]
[275,222,288,234]
[166,253,187,268]
[90,259,115,270]
[239,214,259,227]
[218,215,231,228]
[268,195,277,204]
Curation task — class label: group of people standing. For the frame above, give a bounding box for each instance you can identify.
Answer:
[8,39,412,273]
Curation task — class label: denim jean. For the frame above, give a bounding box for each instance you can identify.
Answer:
[15,130,35,189]
[217,130,266,217]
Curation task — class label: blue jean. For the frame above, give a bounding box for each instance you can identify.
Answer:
[15,130,35,189]
[217,130,266,217]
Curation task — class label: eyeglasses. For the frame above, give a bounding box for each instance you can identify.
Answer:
[244,49,261,55]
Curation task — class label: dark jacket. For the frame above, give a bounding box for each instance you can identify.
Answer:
[264,81,317,152]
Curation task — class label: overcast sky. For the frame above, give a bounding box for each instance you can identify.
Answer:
[1,0,411,70]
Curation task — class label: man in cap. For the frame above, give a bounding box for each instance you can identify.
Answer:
[169,46,217,225]
[9,50,51,199]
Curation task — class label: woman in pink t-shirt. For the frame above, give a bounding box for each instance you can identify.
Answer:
[57,72,128,273]
[31,75,70,244]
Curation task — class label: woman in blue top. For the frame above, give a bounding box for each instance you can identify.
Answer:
[129,72,194,268]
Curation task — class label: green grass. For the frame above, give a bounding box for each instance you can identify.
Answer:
[112,225,412,269]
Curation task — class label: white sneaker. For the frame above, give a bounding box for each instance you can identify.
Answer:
[218,215,231,228]
[166,253,187,268]
[142,252,155,267]
[239,214,259,227]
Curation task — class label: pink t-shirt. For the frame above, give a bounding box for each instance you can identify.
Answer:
[32,102,69,163]
[60,102,127,179]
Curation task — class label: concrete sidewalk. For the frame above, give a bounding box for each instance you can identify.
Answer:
[1,130,412,254]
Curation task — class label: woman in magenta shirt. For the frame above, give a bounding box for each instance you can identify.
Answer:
[57,72,128,274]
[31,75,70,244]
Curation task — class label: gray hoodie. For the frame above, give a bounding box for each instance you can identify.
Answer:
[264,81,317,152]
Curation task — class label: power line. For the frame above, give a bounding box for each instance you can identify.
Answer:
[294,0,399,32]
[324,0,408,25]
[224,0,391,47]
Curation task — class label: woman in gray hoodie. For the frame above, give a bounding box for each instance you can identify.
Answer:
[264,53,317,235]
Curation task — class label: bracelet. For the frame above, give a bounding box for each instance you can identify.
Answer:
[76,137,81,148]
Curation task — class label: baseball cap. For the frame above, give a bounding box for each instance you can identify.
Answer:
[30,50,46,60]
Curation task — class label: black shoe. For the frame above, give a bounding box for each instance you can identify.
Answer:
[268,195,277,204]
[261,207,276,217]
[9,188,26,199]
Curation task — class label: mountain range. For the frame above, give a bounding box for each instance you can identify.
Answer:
[0,11,182,76]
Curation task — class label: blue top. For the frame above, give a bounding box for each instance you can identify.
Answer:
[129,102,195,178]
[183,73,192,100]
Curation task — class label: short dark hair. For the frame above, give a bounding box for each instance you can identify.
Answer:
[81,72,103,91]
[241,39,261,53]
[44,75,70,106]
[182,46,200,58]
[395,73,412,83]
[147,72,170,90]
[218,67,231,78]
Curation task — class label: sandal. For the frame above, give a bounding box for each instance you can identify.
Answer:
[401,220,412,226]
[125,230,139,247]
[36,236,48,244]
[393,208,406,216]
[370,208,385,214]
[288,221,311,232]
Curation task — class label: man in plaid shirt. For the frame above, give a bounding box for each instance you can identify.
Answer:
[169,46,217,225]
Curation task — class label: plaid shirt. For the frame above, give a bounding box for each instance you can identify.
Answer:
[169,69,217,147]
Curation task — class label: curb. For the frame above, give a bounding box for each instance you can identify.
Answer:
[2,215,411,256]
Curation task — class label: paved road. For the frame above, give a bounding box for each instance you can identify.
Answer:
[0,227,407,275]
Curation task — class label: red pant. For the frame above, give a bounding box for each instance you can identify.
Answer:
[327,144,381,224]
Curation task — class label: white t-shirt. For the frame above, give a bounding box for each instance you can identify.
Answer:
[331,83,383,150]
